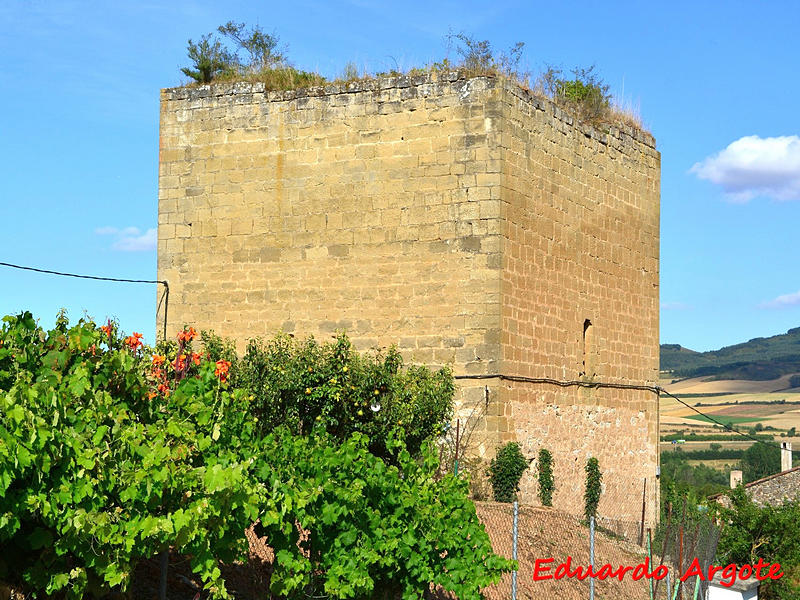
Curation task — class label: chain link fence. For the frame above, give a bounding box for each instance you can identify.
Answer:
[474,495,721,600]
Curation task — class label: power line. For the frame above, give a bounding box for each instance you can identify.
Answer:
[657,387,792,454]
[0,261,166,285]
[0,261,169,339]
[454,372,659,393]
[453,372,792,454]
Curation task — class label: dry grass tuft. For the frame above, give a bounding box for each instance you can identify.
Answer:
[183,62,651,136]
[180,29,650,135]
[609,97,646,131]
[185,65,327,89]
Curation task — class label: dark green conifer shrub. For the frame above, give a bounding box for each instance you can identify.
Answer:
[584,456,603,521]
[488,442,529,502]
[537,448,554,506]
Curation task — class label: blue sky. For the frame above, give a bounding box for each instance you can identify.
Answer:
[1,0,799,352]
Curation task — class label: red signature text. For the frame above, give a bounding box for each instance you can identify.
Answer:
[532,556,783,587]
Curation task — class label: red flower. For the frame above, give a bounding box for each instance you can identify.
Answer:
[214,359,231,383]
[177,327,197,344]
[124,332,143,351]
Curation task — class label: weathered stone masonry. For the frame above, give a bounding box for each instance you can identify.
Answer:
[157,73,661,526]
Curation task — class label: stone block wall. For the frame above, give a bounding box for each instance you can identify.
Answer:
[495,83,660,522]
[157,73,660,526]
[158,76,502,367]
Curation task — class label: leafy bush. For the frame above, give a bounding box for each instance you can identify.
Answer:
[0,313,263,598]
[0,312,506,599]
[539,65,611,122]
[216,332,454,460]
[488,442,529,502]
[584,456,603,521]
[715,487,800,599]
[537,448,554,506]
[255,429,513,599]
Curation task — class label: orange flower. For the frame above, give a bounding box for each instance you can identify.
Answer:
[191,352,202,366]
[101,320,113,338]
[151,354,165,366]
[173,353,187,371]
[147,391,157,400]
[177,327,197,344]
[214,359,231,383]
[157,382,171,396]
[124,332,143,351]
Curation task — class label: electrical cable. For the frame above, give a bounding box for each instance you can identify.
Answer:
[0,261,165,285]
[454,372,793,455]
[454,372,659,393]
[657,386,792,454]
[0,260,169,339]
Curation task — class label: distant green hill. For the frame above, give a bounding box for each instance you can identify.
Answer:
[661,327,800,381]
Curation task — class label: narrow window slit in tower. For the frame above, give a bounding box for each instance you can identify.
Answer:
[582,319,593,375]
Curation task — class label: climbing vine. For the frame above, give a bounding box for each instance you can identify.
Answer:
[584,456,603,521]
[537,448,554,507]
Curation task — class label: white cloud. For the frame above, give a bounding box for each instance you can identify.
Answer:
[96,225,156,252]
[760,290,800,309]
[690,135,800,201]
[113,228,157,252]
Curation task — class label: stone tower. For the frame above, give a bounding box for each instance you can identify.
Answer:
[157,73,661,526]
